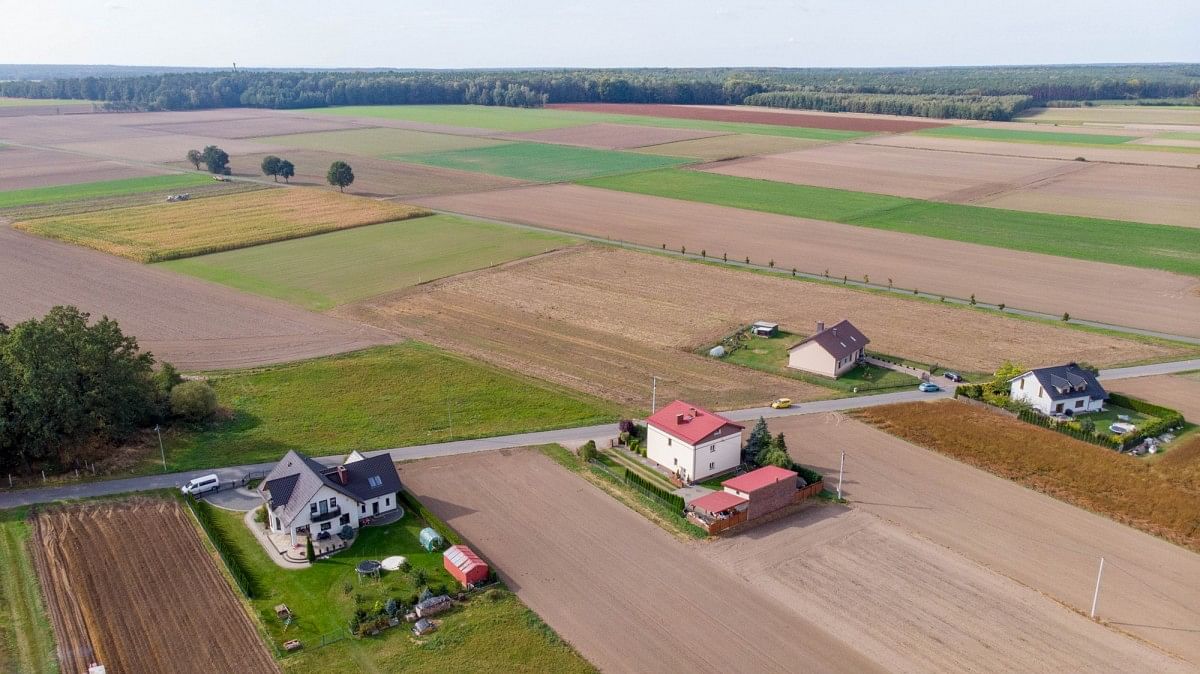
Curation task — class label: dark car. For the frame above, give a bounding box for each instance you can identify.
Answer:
[943,371,964,382]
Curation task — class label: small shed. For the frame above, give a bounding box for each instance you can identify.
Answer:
[443,544,490,587]
[418,527,444,552]
[412,618,437,636]
[415,594,452,618]
[750,321,779,337]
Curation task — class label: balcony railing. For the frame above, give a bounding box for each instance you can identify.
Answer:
[310,506,342,523]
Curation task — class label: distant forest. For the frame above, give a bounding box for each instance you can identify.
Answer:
[1,64,1197,120]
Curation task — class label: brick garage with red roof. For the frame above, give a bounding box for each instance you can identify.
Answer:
[645,400,744,482]
[723,465,800,520]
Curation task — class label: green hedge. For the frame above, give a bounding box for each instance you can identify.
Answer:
[1108,393,1186,424]
[623,470,685,511]
[792,464,824,486]
[396,489,464,546]
[188,498,260,598]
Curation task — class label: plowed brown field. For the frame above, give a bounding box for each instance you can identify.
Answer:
[546,102,948,132]
[0,145,158,190]
[31,499,278,674]
[861,134,1200,168]
[415,185,1200,338]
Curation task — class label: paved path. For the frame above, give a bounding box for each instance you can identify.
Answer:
[0,359,1193,510]
[203,487,263,512]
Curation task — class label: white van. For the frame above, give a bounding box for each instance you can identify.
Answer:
[181,473,221,496]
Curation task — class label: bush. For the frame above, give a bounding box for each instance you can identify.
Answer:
[623,470,685,510]
[306,536,316,563]
[578,440,598,462]
[170,380,218,421]
[1079,418,1096,433]
[618,419,636,434]
[485,588,505,602]
[254,504,267,524]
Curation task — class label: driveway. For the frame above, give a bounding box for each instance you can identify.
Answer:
[202,486,262,512]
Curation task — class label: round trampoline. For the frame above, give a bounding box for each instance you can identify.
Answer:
[356,559,382,582]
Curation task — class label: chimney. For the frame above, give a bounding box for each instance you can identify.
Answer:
[676,413,685,424]
[816,321,825,333]
[336,465,348,485]
[689,407,697,418]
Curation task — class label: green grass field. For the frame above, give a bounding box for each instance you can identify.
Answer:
[0,173,213,209]
[206,506,592,673]
[916,125,1139,145]
[399,142,690,182]
[0,97,90,107]
[1158,131,1200,141]
[306,104,870,140]
[722,333,919,394]
[255,127,510,156]
[158,215,574,310]
[165,343,623,471]
[582,169,1200,277]
[0,508,57,674]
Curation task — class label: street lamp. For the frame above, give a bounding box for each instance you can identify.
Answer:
[154,424,166,472]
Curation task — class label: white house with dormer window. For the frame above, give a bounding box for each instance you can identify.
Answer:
[1009,363,1107,416]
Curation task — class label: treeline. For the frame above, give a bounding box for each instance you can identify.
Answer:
[745,91,1036,120]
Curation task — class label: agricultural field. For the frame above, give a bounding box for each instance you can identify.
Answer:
[13,188,428,262]
[0,508,56,674]
[853,400,1200,552]
[160,215,575,310]
[1109,374,1200,421]
[333,247,1186,407]
[416,184,1200,338]
[166,342,623,471]
[1017,105,1200,127]
[398,142,690,182]
[0,170,212,207]
[50,133,294,163]
[130,114,363,139]
[204,504,592,673]
[734,413,1200,670]
[723,331,920,393]
[861,133,1200,168]
[632,133,827,160]
[0,226,394,371]
[307,104,617,132]
[256,126,510,156]
[494,122,723,149]
[0,96,91,107]
[0,145,162,191]
[917,125,1140,145]
[31,498,278,674]
[545,102,939,133]
[582,169,1200,276]
[222,150,527,198]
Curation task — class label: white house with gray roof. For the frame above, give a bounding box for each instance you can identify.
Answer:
[1009,363,1107,416]
[258,449,402,546]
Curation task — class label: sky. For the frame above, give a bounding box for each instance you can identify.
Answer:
[0,0,1197,69]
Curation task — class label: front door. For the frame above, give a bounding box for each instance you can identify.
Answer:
[1055,403,1064,413]
[372,501,380,515]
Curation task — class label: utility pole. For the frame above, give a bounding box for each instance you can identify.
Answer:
[1090,557,1105,619]
[155,424,166,472]
[837,451,845,500]
[651,376,658,413]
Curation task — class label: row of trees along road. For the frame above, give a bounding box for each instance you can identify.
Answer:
[183,146,354,191]
[0,306,217,475]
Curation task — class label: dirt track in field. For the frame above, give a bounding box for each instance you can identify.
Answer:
[0,226,395,370]
[399,449,882,673]
[761,414,1200,668]
[546,102,949,132]
[1108,373,1200,419]
[403,449,1188,672]
[31,499,278,674]
[496,122,725,149]
[861,133,1200,168]
[0,145,160,189]
[415,185,1200,338]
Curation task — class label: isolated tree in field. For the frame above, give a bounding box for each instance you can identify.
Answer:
[277,159,295,183]
[326,161,354,192]
[260,155,283,182]
[186,149,203,170]
[201,145,229,174]
[745,417,771,463]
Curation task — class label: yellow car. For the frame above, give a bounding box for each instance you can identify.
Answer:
[770,398,792,409]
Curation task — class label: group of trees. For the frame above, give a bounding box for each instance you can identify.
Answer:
[745,91,1036,121]
[259,155,295,182]
[186,147,353,191]
[186,145,230,174]
[744,418,792,469]
[0,65,1195,115]
[0,306,217,474]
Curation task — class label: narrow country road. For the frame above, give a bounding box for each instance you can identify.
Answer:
[1,359,1195,509]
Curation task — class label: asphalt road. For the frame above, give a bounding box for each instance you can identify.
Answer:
[1,358,1194,510]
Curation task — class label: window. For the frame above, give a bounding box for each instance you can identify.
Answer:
[1019,379,1024,390]
[673,457,678,466]
[320,522,332,531]
[708,462,715,469]
[1075,400,1084,408]
[710,446,715,453]
[1038,386,1044,397]
[360,504,366,514]
[385,497,390,506]
[667,438,672,446]
[310,503,318,515]
[329,497,336,509]
[368,476,382,488]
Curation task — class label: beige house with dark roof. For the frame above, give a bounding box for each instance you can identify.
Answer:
[786,320,869,379]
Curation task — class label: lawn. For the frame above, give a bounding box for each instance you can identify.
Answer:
[158,215,575,310]
[206,506,592,673]
[398,142,690,182]
[582,169,1200,277]
[1060,404,1158,435]
[0,508,57,674]
[255,127,509,157]
[854,400,1200,552]
[165,343,624,471]
[0,173,213,209]
[14,188,428,262]
[916,125,1139,145]
[722,332,920,394]
[600,448,675,491]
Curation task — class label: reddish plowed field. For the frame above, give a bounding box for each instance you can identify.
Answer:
[546,102,949,132]
[31,499,279,674]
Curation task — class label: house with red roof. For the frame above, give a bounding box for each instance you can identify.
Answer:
[686,464,819,534]
[646,400,744,482]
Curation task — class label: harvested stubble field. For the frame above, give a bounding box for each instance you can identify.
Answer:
[398,141,690,182]
[221,149,527,198]
[861,133,1200,168]
[855,400,1200,552]
[632,133,826,160]
[332,246,1186,407]
[546,102,944,133]
[415,184,1200,338]
[31,499,278,674]
[494,122,725,149]
[1108,373,1200,421]
[0,145,160,190]
[0,226,395,370]
[51,133,294,163]
[14,187,428,262]
[256,126,509,156]
[1018,105,1200,127]
[129,113,363,139]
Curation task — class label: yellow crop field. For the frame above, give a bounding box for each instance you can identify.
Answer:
[13,188,429,262]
